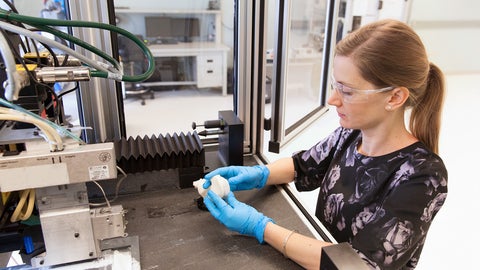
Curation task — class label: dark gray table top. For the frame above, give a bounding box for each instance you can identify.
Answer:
[115,178,313,269]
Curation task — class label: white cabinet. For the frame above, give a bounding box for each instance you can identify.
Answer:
[115,8,223,44]
[196,53,223,88]
[144,42,229,95]
[115,8,229,95]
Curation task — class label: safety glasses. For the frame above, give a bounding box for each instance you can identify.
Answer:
[330,76,395,103]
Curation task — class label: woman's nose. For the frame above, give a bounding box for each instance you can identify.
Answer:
[327,88,342,107]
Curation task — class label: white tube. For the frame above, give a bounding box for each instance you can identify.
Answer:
[0,31,19,100]
[0,110,63,151]
[0,98,84,144]
[0,20,119,75]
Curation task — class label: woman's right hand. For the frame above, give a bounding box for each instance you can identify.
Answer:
[203,165,270,191]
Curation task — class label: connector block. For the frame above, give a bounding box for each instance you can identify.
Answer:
[0,140,117,192]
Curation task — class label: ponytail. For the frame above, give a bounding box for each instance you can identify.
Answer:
[335,20,446,154]
[409,63,445,154]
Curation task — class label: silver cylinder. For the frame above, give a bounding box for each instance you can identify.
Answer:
[35,67,90,83]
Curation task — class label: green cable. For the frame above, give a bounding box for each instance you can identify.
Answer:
[0,8,154,82]
[35,24,120,70]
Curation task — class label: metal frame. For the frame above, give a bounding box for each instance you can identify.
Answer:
[268,0,337,153]
[234,0,270,157]
[68,0,125,143]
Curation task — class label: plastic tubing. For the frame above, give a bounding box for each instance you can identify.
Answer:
[10,189,36,222]
[1,97,84,145]
[0,8,154,82]
[0,20,113,74]
[0,110,63,151]
[0,31,18,100]
[36,24,121,72]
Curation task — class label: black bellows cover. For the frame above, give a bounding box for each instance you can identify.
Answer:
[114,132,205,174]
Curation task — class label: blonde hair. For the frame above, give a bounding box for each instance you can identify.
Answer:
[335,19,445,154]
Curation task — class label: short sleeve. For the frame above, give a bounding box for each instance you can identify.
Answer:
[292,127,356,191]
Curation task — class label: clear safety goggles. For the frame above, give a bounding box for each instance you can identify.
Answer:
[330,76,395,103]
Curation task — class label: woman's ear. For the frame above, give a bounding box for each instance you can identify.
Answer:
[386,87,409,110]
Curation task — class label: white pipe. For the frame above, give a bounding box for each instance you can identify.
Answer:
[0,108,63,151]
[0,20,119,75]
[0,31,20,100]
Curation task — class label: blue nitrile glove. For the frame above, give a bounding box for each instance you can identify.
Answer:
[203,165,270,191]
[203,190,273,244]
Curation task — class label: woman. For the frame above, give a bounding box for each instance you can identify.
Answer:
[202,19,448,269]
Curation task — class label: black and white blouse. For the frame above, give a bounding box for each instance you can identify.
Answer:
[292,127,448,269]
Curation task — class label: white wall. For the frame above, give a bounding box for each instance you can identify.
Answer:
[409,0,480,74]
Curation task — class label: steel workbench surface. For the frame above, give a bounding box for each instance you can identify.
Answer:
[114,174,314,269]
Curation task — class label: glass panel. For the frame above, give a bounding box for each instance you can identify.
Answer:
[114,0,234,137]
[265,0,332,153]
[284,0,329,132]
[1,0,235,142]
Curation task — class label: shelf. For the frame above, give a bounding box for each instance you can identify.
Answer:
[141,81,197,87]
[114,8,228,95]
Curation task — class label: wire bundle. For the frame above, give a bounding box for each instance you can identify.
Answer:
[0,3,159,147]
[0,3,156,228]
[9,189,35,223]
[0,106,63,151]
[0,5,155,102]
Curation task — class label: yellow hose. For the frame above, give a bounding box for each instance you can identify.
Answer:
[10,189,36,222]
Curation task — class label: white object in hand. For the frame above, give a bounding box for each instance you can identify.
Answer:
[193,175,230,198]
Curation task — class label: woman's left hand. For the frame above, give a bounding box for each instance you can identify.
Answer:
[203,190,273,243]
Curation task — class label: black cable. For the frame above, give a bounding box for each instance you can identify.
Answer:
[0,1,32,54]
[31,38,42,65]
[0,19,75,124]
[57,82,79,99]
[28,27,71,67]
[39,41,60,66]
[60,53,70,66]
[2,0,17,13]
[1,27,61,122]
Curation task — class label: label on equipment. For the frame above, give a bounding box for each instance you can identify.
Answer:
[89,165,110,180]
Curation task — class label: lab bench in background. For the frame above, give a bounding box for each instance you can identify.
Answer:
[143,42,229,95]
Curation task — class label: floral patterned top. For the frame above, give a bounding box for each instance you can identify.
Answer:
[292,127,448,270]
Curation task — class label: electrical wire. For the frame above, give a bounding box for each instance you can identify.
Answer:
[91,180,111,209]
[0,8,154,82]
[36,24,121,72]
[0,108,63,151]
[1,1,37,56]
[10,189,35,223]
[0,98,84,144]
[57,82,79,99]
[89,166,128,207]
[0,20,114,74]
[1,30,64,121]
[0,30,21,101]
[18,27,67,68]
